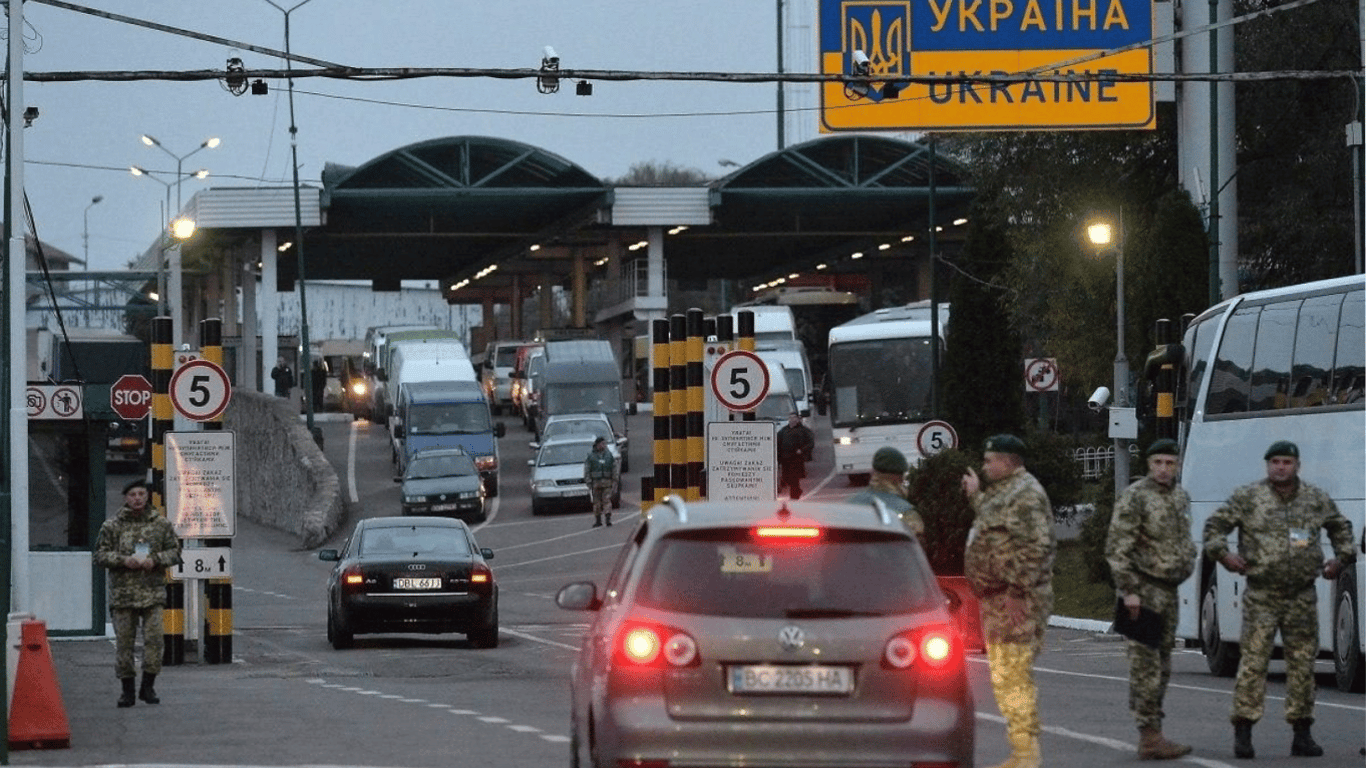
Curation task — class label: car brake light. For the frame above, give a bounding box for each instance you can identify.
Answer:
[753,526,821,539]
[470,564,493,587]
[615,621,698,668]
[342,565,364,588]
[884,626,956,670]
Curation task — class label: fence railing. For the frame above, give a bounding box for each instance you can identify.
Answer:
[1071,444,1141,480]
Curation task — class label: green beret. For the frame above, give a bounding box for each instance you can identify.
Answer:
[872,447,908,475]
[1264,440,1299,460]
[983,434,1027,457]
[1145,438,1180,458]
[122,478,149,495]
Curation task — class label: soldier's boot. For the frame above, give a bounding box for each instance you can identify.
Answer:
[592,513,602,528]
[605,513,612,526]
[117,678,136,708]
[986,733,1040,768]
[1233,718,1255,759]
[1290,719,1323,757]
[138,672,160,704]
[1138,727,1193,760]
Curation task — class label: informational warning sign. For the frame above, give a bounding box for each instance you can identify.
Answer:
[26,385,82,420]
[706,420,777,502]
[165,431,236,538]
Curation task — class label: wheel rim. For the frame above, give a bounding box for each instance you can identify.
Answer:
[1336,591,1357,667]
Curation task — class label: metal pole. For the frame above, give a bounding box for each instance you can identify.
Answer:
[83,195,102,270]
[775,0,785,150]
[1113,213,1129,499]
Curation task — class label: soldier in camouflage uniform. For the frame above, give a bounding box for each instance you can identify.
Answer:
[847,447,924,541]
[583,437,618,528]
[962,434,1056,768]
[1105,438,1197,760]
[1203,440,1355,759]
[93,479,181,708]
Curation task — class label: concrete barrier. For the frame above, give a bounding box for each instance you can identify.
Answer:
[224,390,343,548]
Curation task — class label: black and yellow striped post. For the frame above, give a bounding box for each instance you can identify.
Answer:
[650,318,671,506]
[685,309,704,501]
[668,314,688,495]
[151,317,185,666]
[200,318,233,664]
[1146,318,1180,441]
[736,310,756,422]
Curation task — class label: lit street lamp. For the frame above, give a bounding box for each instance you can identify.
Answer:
[82,194,103,270]
[141,134,219,211]
[1086,213,1135,500]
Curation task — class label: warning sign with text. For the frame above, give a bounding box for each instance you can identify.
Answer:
[706,421,777,503]
[165,431,236,538]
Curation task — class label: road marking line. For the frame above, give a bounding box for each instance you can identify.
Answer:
[347,418,360,503]
[977,713,1240,768]
[500,626,582,651]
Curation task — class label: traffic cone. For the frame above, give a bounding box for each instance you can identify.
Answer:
[8,619,70,750]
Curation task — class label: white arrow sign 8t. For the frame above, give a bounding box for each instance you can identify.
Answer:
[172,547,233,580]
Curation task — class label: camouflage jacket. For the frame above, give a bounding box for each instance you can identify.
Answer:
[1203,478,1356,592]
[964,467,1057,599]
[93,504,182,609]
[1106,476,1197,593]
[848,477,924,539]
[583,450,616,483]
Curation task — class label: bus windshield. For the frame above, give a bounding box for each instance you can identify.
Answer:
[827,337,934,428]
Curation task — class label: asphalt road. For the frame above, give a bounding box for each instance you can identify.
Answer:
[15,408,1365,768]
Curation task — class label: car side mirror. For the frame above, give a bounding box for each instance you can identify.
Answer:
[528,458,535,467]
[555,581,600,611]
[392,475,402,483]
[480,547,494,560]
[318,549,340,562]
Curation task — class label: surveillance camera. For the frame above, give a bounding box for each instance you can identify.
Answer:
[851,49,871,74]
[543,46,558,65]
[1088,386,1112,411]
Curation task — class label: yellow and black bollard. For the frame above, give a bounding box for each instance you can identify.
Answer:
[200,318,233,664]
[151,317,184,666]
[685,309,704,501]
[650,318,671,507]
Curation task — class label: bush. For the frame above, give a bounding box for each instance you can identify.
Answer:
[906,448,975,575]
[1078,464,1117,585]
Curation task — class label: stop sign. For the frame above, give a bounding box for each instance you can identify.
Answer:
[110,374,153,420]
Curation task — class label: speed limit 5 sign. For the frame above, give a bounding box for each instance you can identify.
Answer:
[710,350,770,412]
[169,359,232,421]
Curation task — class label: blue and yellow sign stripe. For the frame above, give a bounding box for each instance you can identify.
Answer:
[819,0,1155,131]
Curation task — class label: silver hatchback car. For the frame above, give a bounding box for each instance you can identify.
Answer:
[556,497,973,768]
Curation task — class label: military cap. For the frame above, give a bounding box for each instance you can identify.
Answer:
[872,447,909,475]
[121,478,149,495]
[1264,440,1299,460]
[983,433,1027,457]
[1145,438,1180,458]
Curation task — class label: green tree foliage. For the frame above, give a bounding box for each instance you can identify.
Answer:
[609,161,709,186]
[1234,0,1360,288]
[906,448,975,575]
[942,208,1025,450]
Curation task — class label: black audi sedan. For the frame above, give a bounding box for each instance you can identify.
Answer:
[319,516,498,650]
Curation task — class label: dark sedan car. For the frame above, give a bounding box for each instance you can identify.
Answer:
[319,516,498,650]
[395,447,487,521]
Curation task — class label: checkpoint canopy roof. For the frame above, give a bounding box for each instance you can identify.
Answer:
[266,134,976,294]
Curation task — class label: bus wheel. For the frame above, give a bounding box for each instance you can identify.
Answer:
[1201,575,1240,677]
[1334,570,1364,692]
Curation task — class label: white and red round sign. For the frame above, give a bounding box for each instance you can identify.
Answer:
[1024,357,1060,392]
[110,374,153,420]
[710,349,770,412]
[916,420,959,457]
[169,359,232,421]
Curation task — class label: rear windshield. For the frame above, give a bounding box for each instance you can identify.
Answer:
[634,528,938,617]
[361,525,470,557]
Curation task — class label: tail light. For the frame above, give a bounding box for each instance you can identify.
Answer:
[613,620,699,668]
[470,563,493,589]
[883,625,957,670]
[341,564,364,590]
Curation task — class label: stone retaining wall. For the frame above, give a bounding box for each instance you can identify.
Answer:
[224,390,343,548]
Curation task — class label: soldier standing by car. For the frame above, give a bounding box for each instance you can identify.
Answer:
[1203,440,1356,759]
[583,436,617,528]
[847,446,923,542]
[961,434,1055,768]
[93,479,182,708]
[1105,438,1196,760]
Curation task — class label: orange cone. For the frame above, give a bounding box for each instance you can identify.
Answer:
[9,619,70,750]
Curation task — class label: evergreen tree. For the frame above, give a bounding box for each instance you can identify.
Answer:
[943,206,1025,450]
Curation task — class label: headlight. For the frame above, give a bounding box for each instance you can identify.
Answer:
[532,479,556,489]
[350,380,368,396]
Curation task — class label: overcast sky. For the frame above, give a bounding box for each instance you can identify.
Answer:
[19,1,824,272]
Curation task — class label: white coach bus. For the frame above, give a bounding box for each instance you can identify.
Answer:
[825,301,949,482]
[1174,274,1364,692]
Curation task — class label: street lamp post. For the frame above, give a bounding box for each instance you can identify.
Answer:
[262,0,321,441]
[1087,213,1132,500]
[82,195,103,270]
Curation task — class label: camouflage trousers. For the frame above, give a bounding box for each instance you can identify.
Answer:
[985,640,1043,741]
[1232,585,1318,723]
[1125,583,1179,729]
[589,480,614,516]
[112,605,163,679]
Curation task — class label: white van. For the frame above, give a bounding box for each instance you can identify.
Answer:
[754,342,813,417]
[733,305,797,345]
[384,341,475,430]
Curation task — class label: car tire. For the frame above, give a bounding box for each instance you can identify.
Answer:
[1335,568,1364,692]
[531,499,543,516]
[621,456,630,474]
[468,601,499,649]
[327,607,354,650]
[486,478,499,498]
[1201,573,1239,677]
